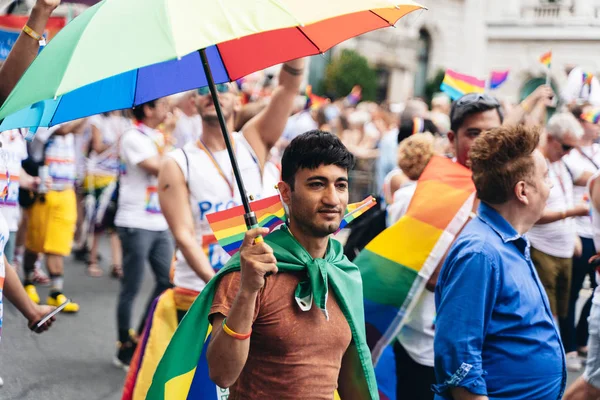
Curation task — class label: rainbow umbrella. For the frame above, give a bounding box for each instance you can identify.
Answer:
[0,0,423,224]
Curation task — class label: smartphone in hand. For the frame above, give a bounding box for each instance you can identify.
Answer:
[29,299,71,333]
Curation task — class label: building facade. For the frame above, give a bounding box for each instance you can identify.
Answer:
[333,0,600,104]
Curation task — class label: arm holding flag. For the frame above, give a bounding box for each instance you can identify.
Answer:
[0,0,61,106]
[207,227,278,388]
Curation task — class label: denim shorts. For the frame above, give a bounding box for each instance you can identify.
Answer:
[584,301,600,389]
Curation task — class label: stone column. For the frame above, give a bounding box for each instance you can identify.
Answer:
[573,0,594,17]
[462,0,487,78]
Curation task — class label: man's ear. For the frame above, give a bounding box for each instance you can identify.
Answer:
[278,181,292,206]
[447,130,456,145]
[514,181,529,205]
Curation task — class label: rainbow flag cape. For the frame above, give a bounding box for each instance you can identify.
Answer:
[147,227,379,400]
[354,156,475,399]
[582,109,600,124]
[440,69,485,100]
[489,70,509,89]
[540,51,552,68]
[207,195,376,256]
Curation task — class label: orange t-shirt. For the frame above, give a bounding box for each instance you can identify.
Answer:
[209,271,352,400]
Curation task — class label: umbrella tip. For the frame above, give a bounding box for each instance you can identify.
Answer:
[249,194,255,201]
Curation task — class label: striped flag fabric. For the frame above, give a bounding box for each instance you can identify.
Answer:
[206,195,287,256]
[539,51,552,68]
[354,155,475,371]
[440,69,485,100]
[489,70,509,89]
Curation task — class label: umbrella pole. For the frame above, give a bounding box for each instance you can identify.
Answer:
[198,49,261,232]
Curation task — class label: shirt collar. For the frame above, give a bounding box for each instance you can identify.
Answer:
[477,202,523,244]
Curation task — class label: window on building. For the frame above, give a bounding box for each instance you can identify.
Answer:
[414,29,431,98]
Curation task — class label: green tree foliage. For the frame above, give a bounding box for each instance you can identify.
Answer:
[424,69,446,106]
[323,49,378,101]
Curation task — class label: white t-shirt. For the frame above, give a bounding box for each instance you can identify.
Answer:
[563,145,600,238]
[282,111,318,142]
[45,133,77,191]
[86,114,131,178]
[168,133,279,292]
[0,212,9,341]
[115,124,168,231]
[172,113,202,149]
[386,181,417,227]
[0,130,28,232]
[528,159,583,258]
[386,182,435,367]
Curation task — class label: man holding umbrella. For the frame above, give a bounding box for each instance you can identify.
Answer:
[120,59,304,397]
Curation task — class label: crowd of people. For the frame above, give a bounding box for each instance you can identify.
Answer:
[5,0,600,399]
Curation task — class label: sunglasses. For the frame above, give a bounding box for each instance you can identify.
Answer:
[197,84,230,96]
[561,143,574,152]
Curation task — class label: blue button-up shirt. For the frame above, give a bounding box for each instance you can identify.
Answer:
[433,203,565,400]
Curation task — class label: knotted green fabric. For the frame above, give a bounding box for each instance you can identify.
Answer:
[147,226,378,399]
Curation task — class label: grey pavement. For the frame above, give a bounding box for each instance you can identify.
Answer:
[0,235,588,399]
[0,238,152,400]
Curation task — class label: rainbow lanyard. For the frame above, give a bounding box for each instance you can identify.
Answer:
[196,137,236,197]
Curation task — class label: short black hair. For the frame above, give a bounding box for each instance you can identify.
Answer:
[281,130,355,189]
[450,93,503,132]
[397,118,440,144]
[132,100,157,122]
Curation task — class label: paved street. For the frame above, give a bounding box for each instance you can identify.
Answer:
[0,238,151,400]
[0,236,589,399]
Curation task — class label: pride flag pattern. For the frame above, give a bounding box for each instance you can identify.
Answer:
[354,156,475,367]
[489,70,509,89]
[440,69,485,100]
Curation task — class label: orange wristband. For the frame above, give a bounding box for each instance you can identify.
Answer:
[222,319,252,340]
[23,25,42,41]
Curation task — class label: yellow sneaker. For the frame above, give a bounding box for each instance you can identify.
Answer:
[24,285,40,304]
[47,293,79,313]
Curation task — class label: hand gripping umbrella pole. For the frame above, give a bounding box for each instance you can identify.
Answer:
[199,49,263,242]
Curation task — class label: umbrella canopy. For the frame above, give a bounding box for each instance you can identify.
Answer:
[0,0,423,129]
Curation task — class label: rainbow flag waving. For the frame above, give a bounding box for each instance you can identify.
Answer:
[584,72,595,86]
[540,51,552,68]
[207,195,377,257]
[440,69,485,100]
[354,156,475,398]
[206,195,286,256]
[489,70,509,89]
[582,109,600,124]
[338,195,377,231]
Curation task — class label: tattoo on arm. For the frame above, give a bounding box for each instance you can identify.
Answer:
[162,184,170,191]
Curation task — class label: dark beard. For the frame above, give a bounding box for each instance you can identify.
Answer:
[290,213,339,238]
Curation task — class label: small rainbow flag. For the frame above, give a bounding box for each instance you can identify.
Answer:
[582,109,600,124]
[206,195,287,256]
[540,51,552,68]
[440,69,485,101]
[207,195,376,256]
[489,70,509,89]
[305,85,329,110]
[584,72,595,86]
[338,195,377,231]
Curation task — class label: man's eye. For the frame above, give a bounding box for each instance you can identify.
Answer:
[309,182,324,188]
[336,183,348,190]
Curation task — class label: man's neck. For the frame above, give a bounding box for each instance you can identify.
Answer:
[580,137,594,147]
[200,119,235,152]
[288,223,329,260]
[488,202,533,236]
[141,118,160,130]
